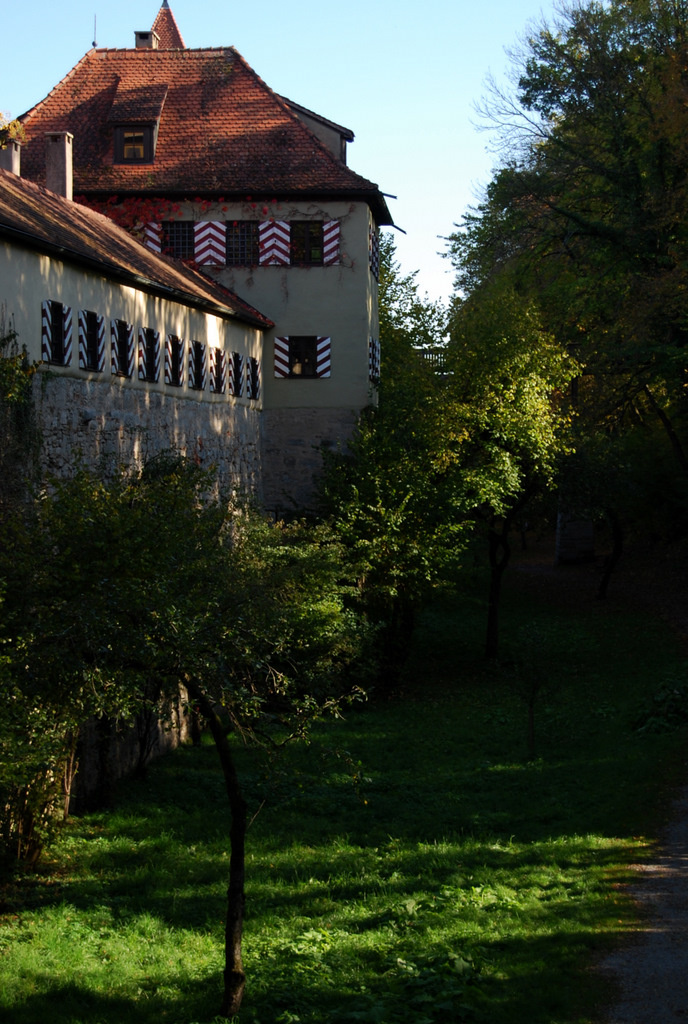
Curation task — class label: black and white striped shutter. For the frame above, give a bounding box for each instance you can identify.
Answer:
[230,353,243,396]
[78,310,105,371]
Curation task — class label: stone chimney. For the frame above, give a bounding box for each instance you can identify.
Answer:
[135,29,160,48]
[0,139,21,176]
[45,132,74,201]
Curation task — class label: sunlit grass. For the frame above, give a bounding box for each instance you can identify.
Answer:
[0,562,685,1023]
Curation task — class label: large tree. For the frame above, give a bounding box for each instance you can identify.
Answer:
[450,0,688,467]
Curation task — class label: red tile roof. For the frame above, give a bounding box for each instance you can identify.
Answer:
[152,2,186,49]
[18,11,392,224]
[0,168,272,328]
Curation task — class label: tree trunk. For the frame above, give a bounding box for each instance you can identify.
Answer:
[485,520,512,660]
[597,508,623,600]
[185,679,247,1018]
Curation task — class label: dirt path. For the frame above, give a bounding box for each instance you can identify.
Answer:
[596,782,688,1023]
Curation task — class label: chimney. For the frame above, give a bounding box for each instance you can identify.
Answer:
[45,132,74,201]
[135,29,160,48]
[0,139,21,176]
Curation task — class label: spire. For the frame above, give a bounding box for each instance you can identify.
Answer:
[152,3,186,49]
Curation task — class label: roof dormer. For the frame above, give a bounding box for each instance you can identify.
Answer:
[109,82,168,164]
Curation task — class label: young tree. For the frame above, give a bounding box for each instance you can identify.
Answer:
[0,457,372,1016]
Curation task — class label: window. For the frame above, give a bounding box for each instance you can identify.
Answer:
[226,221,260,265]
[112,319,134,377]
[287,336,317,377]
[162,221,195,260]
[49,301,64,363]
[138,327,160,382]
[290,221,323,265]
[165,335,184,387]
[83,310,100,370]
[79,309,104,371]
[189,341,206,390]
[114,125,155,163]
[274,335,331,378]
[42,300,72,365]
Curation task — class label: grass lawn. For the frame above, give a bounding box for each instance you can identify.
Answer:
[1,548,687,1023]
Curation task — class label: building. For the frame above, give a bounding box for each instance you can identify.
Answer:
[0,148,272,490]
[13,2,392,509]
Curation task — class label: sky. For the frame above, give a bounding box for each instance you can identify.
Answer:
[1,0,560,305]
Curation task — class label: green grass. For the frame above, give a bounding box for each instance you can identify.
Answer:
[1,561,687,1023]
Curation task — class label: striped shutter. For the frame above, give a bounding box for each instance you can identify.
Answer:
[369,226,380,279]
[110,320,119,375]
[41,300,52,362]
[323,220,340,266]
[189,342,207,390]
[124,323,135,377]
[63,305,73,365]
[369,337,381,381]
[230,353,243,396]
[315,336,331,377]
[78,310,105,371]
[259,220,290,265]
[165,335,185,386]
[194,221,226,265]
[144,222,162,253]
[274,336,290,378]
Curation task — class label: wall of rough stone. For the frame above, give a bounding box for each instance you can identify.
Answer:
[261,406,359,515]
[33,372,263,499]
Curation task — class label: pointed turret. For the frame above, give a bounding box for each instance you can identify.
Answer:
[152,1,186,49]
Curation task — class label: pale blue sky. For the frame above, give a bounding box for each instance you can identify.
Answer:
[2,0,559,304]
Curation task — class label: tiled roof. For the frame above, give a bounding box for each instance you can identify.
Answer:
[18,26,392,224]
[0,168,272,328]
[151,2,186,49]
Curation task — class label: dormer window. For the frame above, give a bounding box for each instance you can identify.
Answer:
[114,125,155,164]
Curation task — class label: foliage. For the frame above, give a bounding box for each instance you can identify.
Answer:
[0,327,39,516]
[448,0,688,508]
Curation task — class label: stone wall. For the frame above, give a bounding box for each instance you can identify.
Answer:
[33,372,263,498]
[261,406,359,514]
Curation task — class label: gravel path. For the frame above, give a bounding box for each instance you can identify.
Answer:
[596,781,688,1023]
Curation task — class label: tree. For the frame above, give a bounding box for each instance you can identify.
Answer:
[0,457,372,1016]
[449,0,688,484]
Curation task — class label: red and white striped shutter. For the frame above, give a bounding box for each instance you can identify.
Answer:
[125,323,135,378]
[315,336,331,378]
[78,310,88,369]
[144,222,162,253]
[41,300,52,362]
[369,337,380,381]
[323,220,340,266]
[369,226,380,279]
[62,305,73,365]
[194,221,226,265]
[110,320,119,375]
[259,220,290,265]
[274,336,290,377]
[138,327,147,379]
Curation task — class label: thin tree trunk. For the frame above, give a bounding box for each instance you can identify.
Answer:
[485,521,512,660]
[186,679,247,1018]
[643,384,688,477]
[597,508,623,600]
